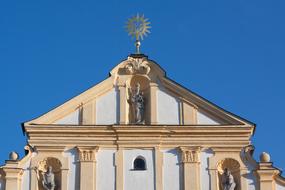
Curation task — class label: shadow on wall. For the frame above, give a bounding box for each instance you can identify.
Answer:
[66,148,80,190]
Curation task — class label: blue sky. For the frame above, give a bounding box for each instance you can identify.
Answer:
[0,0,284,171]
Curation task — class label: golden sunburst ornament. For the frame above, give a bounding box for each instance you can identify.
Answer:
[126,14,151,54]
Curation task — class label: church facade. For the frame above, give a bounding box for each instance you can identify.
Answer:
[0,54,284,190]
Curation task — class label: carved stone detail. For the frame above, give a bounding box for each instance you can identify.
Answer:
[217,158,240,174]
[179,147,201,163]
[221,168,236,190]
[125,57,150,75]
[129,83,145,124]
[36,157,62,190]
[38,157,62,173]
[77,147,99,162]
[217,158,240,190]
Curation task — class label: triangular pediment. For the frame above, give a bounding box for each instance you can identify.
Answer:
[24,55,254,127]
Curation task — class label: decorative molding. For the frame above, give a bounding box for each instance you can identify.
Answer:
[125,56,150,75]
[76,147,99,162]
[25,126,254,149]
[179,146,201,190]
[217,158,240,174]
[38,157,62,173]
[179,146,201,163]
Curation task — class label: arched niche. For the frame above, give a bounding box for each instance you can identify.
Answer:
[217,158,241,190]
[37,157,62,190]
[127,75,151,124]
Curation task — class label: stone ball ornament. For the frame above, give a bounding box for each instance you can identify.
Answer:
[9,151,19,161]
[260,152,271,162]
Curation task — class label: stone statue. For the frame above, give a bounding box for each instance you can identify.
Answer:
[42,166,56,190]
[130,83,144,124]
[221,168,236,190]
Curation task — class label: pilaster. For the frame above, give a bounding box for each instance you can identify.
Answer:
[115,148,124,190]
[182,102,197,125]
[155,147,163,190]
[179,146,201,190]
[2,161,22,190]
[149,82,158,124]
[77,146,99,190]
[119,85,127,124]
[82,100,96,125]
[257,162,279,190]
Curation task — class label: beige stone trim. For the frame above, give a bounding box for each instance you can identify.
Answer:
[160,77,253,125]
[26,125,254,149]
[179,101,183,125]
[29,151,69,190]
[149,82,158,124]
[179,146,201,190]
[26,77,114,124]
[182,102,197,125]
[76,146,99,190]
[275,175,285,186]
[119,85,127,124]
[208,149,249,190]
[155,147,163,190]
[82,100,96,125]
[2,161,22,190]
[115,148,124,190]
[257,162,280,190]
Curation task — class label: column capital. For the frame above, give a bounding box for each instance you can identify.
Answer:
[179,146,201,190]
[76,146,99,162]
[179,146,201,163]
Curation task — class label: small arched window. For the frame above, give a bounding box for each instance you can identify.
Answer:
[133,156,146,170]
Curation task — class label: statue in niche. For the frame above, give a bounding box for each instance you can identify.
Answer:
[130,83,144,124]
[221,168,236,190]
[35,166,56,190]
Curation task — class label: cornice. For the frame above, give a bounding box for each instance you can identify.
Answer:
[25,125,254,149]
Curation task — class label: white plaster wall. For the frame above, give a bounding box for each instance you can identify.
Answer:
[276,182,285,190]
[54,110,79,125]
[200,148,214,190]
[21,159,31,190]
[157,89,180,125]
[96,88,119,125]
[124,149,155,190]
[63,148,77,190]
[197,111,219,125]
[20,152,37,190]
[96,149,116,190]
[162,149,181,190]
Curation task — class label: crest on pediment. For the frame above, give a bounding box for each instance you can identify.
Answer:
[125,56,151,75]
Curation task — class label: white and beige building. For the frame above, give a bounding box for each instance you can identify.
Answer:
[0,54,284,190]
